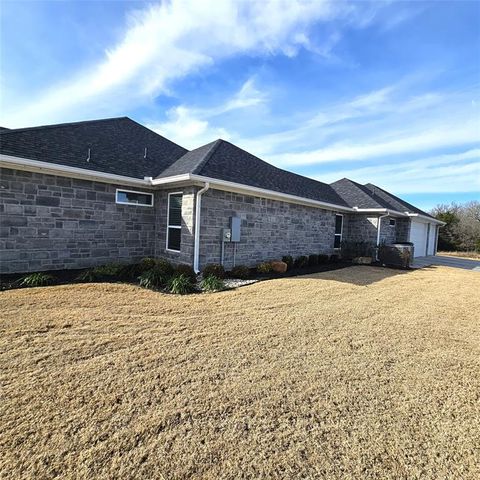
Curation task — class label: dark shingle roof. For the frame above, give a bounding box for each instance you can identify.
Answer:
[0,117,187,179]
[158,139,349,207]
[331,178,435,218]
[363,183,435,218]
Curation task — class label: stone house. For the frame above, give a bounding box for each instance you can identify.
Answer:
[0,117,444,274]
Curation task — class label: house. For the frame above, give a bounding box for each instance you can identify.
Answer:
[0,117,444,274]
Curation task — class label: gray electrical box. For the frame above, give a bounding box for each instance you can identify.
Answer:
[230,217,241,242]
[222,228,232,242]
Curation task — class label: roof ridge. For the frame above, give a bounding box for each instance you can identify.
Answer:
[0,116,131,135]
[192,139,223,175]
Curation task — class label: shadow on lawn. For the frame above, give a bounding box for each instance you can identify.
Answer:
[288,264,415,286]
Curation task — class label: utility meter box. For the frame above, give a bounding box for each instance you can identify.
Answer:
[222,228,232,242]
[230,217,241,242]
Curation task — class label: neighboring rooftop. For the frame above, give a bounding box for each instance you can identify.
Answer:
[0,117,187,179]
[158,139,349,207]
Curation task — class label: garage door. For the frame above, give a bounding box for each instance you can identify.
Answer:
[410,220,427,257]
[427,224,436,256]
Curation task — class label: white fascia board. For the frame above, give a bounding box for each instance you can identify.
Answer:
[353,207,408,217]
[0,154,151,187]
[407,213,446,225]
[187,174,354,212]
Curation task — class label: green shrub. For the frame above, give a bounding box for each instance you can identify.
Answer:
[330,254,340,263]
[138,269,168,290]
[308,254,319,266]
[155,258,175,278]
[76,269,101,283]
[93,263,123,277]
[19,272,55,288]
[257,261,273,274]
[230,265,250,279]
[118,263,143,281]
[168,274,195,295]
[201,275,226,292]
[282,255,293,270]
[174,264,197,284]
[140,257,156,269]
[318,254,329,264]
[202,264,225,279]
[294,256,308,268]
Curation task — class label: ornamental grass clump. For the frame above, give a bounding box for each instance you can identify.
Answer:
[201,275,226,293]
[168,274,195,295]
[256,261,273,274]
[138,269,168,290]
[19,272,55,288]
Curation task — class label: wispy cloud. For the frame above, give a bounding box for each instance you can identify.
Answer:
[1,0,365,127]
[315,149,480,193]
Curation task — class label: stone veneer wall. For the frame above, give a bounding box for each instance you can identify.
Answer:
[0,168,156,273]
[395,218,410,242]
[343,214,378,244]
[378,216,397,245]
[154,186,197,266]
[198,188,338,270]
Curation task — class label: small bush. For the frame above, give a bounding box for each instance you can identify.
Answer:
[138,269,168,290]
[330,254,340,263]
[201,275,226,292]
[93,263,123,277]
[118,263,143,281]
[282,255,294,270]
[156,258,175,278]
[294,256,308,268]
[230,265,250,279]
[318,254,329,264]
[257,261,273,274]
[19,272,55,288]
[76,269,101,283]
[202,264,225,279]
[140,257,157,270]
[308,254,319,266]
[168,274,195,295]
[174,264,197,284]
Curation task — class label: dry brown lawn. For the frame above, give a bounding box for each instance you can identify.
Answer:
[1,266,479,480]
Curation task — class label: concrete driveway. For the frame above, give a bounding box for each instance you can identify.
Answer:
[412,255,480,271]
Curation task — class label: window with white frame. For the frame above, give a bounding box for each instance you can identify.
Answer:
[167,192,183,252]
[389,218,396,227]
[334,214,343,248]
[116,189,153,206]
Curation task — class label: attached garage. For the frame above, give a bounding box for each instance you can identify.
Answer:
[427,224,437,256]
[410,220,428,257]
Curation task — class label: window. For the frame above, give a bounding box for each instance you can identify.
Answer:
[334,214,343,249]
[167,192,183,252]
[116,189,153,206]
[389,218,396,227]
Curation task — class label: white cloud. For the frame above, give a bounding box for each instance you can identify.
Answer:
[146,76,265,148]
[1,0,353,127]
[315,149,480,194]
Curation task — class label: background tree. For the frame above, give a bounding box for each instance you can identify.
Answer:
[430,201,480,252]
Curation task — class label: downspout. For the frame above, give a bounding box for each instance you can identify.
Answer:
[376,214,389,260]
[193,182,210,273]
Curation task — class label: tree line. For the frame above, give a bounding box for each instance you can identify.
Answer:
[430,201,480,252]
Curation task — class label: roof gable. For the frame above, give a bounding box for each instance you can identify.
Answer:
[0,117,187,179]
[159,139,349,207]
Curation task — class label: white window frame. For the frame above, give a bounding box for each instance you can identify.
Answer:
[389,218,396,227]
[166,191,183,253]
[334,213,343,249]
[115,188,153,207]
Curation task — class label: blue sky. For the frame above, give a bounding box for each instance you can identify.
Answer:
[1,0,479,210]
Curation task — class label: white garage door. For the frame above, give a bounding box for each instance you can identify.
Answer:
[410,220,428,257]
[427,224,436,256]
